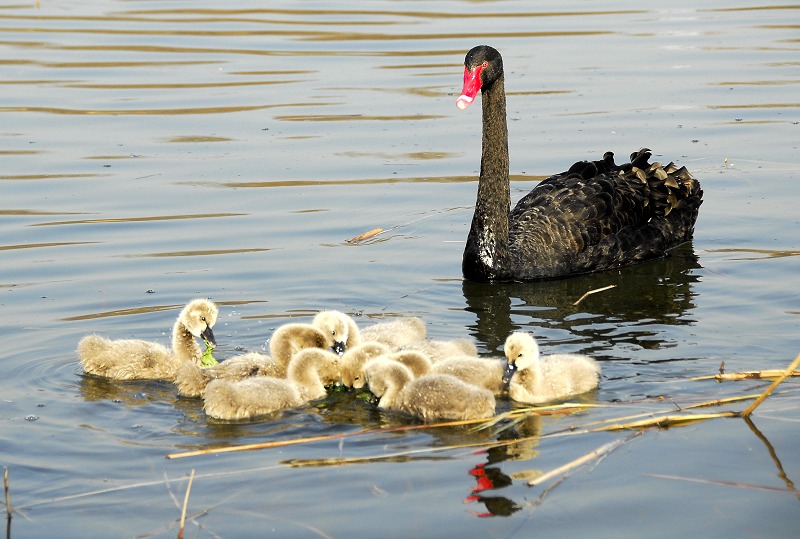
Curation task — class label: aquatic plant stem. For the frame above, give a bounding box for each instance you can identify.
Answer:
[4,467,10,520]
[177,469,195,539]
[742,352,800,418]
[573,284,616,306]
[166,418,488,459]
[527,431,642,487]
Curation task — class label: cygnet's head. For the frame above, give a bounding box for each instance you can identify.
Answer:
[313,310,351,356]
[502,331,540,387]
[180,299,218,345]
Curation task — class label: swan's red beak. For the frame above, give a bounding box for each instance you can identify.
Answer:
[456,64,484,110]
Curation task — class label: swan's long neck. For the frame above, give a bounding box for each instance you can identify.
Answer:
[172,320,201,363]
[464,73,510,280]
[520,347,544,395]
[379,364,411,409]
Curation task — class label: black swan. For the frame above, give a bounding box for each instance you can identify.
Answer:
[456,45,703,282]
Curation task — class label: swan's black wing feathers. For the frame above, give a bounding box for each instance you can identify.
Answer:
[503,149,702,279]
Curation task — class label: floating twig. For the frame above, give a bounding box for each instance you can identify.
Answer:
[691,369,800,381]
[282,440,492,468]
[742,352,800,418]
[645,473,794,494]
[166,417,489,459]
[573,284,616,306]
[177,469,195,539]
[4,467,10,520]
[682,394,762,409]
[346,227,384,243]
[527,431,642,487]
[473,403,601,432]
[591,411,738,432]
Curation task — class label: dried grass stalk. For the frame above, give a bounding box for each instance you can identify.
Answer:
[742,352,800,418]
[346,227,383,243]
[591,411,738,432]
[473,403,602,432]
[682,394,762,409]
[573,284,616,306]
[177,469,195,539]
[527,431,641,487]
[691,370,800,381]
[167,418,489,459]
[4,467,10,520]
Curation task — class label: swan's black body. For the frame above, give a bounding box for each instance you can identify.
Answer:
[458,45,703,282]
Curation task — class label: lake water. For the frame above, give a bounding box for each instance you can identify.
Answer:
[2,1,799,537]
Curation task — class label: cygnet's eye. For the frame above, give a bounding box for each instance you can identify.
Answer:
[201,316,206,322]
[517,352,523,359]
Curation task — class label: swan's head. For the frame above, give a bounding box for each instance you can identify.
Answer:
[341,342,390,388]
[180,299,218,345]
[456,45,504,110]
[502,332,540,387]
[364,359,412,401]
[313,310,350,356]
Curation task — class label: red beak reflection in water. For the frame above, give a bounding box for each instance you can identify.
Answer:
[463,463,519,517]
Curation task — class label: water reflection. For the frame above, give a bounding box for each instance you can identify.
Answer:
[77,374,177,407]
[461,244,702,358]
[464,414,542,517]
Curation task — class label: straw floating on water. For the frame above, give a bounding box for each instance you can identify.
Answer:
[4,467,10,521]
[742,352,800,418]
[691,369,800,381]
[177,469,194,539]
[346,227,384,243]
[573,284,616,306]
[166,418,488,459]
[527,431,642,487]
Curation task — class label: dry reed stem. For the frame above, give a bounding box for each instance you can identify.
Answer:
[691,370,800,381]
[346,227,383,243]
[491,395,754,439]
[177,469,195,539]
[742,352,800,418]
[473,403,602,431]
[591,411,738,432]
[4,467,10,520]
[573,284,616,306]
[282,440,494,468]
[527,431,641,487]
[645,473,795,494]
[167,418,489,459]
[682,394,762,409]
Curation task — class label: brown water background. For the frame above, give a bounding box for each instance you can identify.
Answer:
[2,1,799,537]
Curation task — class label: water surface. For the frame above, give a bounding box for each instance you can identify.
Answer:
[2,1,799,537]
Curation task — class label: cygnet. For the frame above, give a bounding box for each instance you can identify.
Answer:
[78,298,218,381]
[503,332,600,405]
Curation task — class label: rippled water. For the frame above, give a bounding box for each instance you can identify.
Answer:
[2,1,799,537]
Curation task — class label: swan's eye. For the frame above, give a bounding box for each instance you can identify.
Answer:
[481,61,488,68]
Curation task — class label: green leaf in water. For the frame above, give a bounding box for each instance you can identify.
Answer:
[200,339,218,367]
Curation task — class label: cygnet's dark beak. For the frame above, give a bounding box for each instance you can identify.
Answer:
[331,340,346,356]
[201,326,216,346]
[501,363,517,390]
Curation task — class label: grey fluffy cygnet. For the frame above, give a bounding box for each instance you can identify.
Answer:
[78,298,217,381]
[364,359,495,421]
[503,332,600,405]
[203,348,341,421]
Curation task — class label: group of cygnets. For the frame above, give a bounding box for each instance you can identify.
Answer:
[78,299,601,422]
